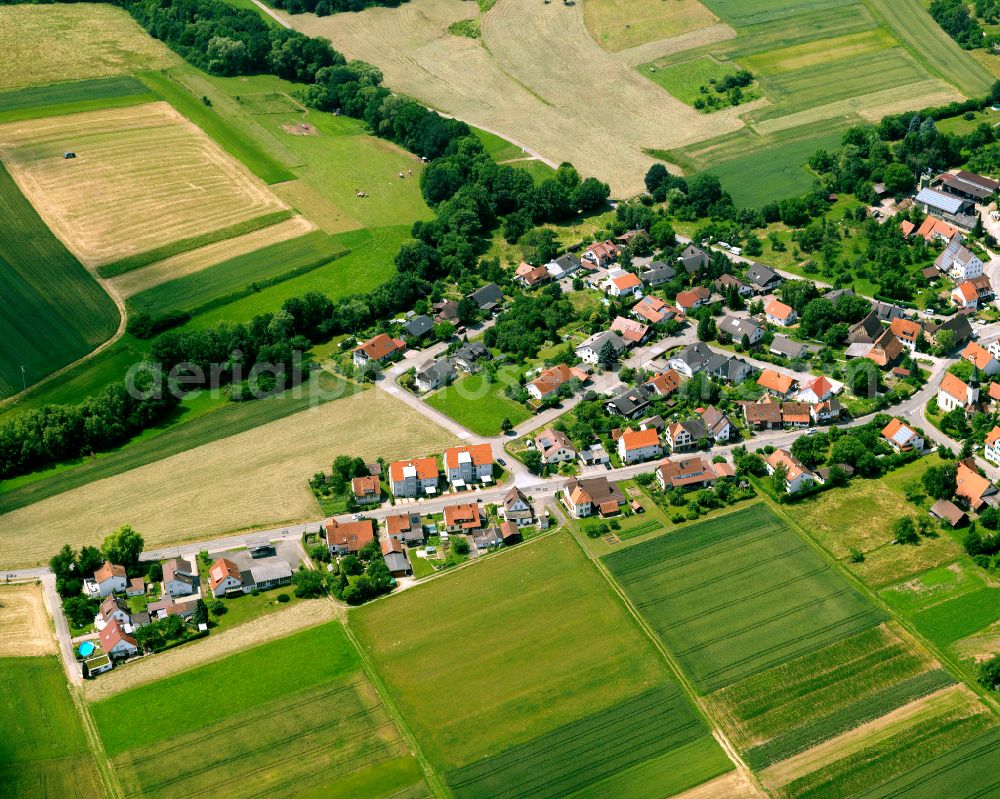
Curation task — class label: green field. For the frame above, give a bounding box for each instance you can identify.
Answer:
[699,0,857,25]
[93,622,427,799]
[859,726,1000,799]
[0,161,119,398]
[910,586,1000,647]
[0,657,105,799]
[706,625,948,767]
[0,75,155,122]
[351,533,731,794]
[98,210,294,278]
[126,230,350,318]
[424,371,531,436]
[642,56,752,107]
[604,504,886,692]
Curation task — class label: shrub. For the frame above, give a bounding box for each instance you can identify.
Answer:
[849,547,865,563]
[209,599,227,616]
[276,593,291,603]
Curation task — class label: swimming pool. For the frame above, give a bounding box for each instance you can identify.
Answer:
[78,641,95,658]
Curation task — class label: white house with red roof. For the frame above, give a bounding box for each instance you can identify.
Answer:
[443,502,485,533]
[765,449,817,493]
[937,371,979,414]
[881,418,924,453]
[85,561,128,598]
[797,375,835,404]
[528,363,590,399]
[765,300,797,327]
[961,342,1000,376]
[99,618,139,659]
[389,457,440,497]
[353,333,406,368]
[351,475,381,505]
[327,518,376,555]
[610,316,650,344]
[675,286,710,312]
[617,427,662,464]
[985,426,1000,463]
[632,295,678,324]
[584,239,621,266]
[952,281,980,309]
[534,427,576,464]
[444,444,494,487]
[606,269,642,298]
[208,558,243,598]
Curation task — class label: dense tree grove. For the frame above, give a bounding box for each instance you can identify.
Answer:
[930,0,992,48]
[269,0,403,17]
[483,284,576,360]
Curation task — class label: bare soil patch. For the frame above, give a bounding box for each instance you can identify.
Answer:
[0,102,287,267]
[0,582,56,655]
[667,769,763,799]
[281,121,318,136]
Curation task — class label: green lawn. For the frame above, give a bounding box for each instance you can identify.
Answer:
[0,657,105,799]
[208,587,306,634]
[93,621,428,799]
[424,372,530,436]
[642,56,753,107]
[0,162,119,398]
[604,504,886,692]
[351,532,729,794]
[126,230,349,318]
[910,586,1000,648]
[0,75,155,122]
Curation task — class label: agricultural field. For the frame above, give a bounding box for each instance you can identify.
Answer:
[0,75,157,123]
[351,532,733,796]
[0,390,457,568]
[603,504,886,692]
[92,622,429,799]
[0,3,177,91]
[0,582,55,656]
[582,0,721,52]
[0,161,120,398]
[791,457,965,587]
[0,102,288,268]
[424,371,531,436]
[643,56,756,107]
[0,656,105,799]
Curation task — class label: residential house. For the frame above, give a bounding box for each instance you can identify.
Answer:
[470,283,504,312]
[953,281,981,309]
[617,427,662,464]
[606,384,655,419]
[713,274,753,296]
[606,270,643,298]
[781,401,811,427]
[443,502,485,533]
[770,335,808,359]
[444,443,494,487]
[766,449,817,494]
[718,316,763,345]
[930,499,968,528]
[914,187,978,229]
[402,314,433,341]
[451,341,491,373]
[246,561,293,593]
[352,475,381,505]
[872,301,910,324]
[866,328,904,368]
[534,427,576,464]
[514,262,550,288]
[985,426,1000,463]
[434,300,459,323]
[757,368,796,397]
[935,234,984,281]
[798,375,835,404]
[705,353,755,384]
[641,261,676,286]
[126,577,145,598]
[610,315,650,344]
[665,419,707,451]
[415,360,455,392]
[99,618,139,659]
[353,333,405,368]
[562,476,625,518]
[890,318,922,352]
[385,513,424,546]
[86,562,128,598]
[904,215,958,243]
[824,288,855,304]
[579,442,609,465]
[956,459,997,510]
[932,170,999,202]
[389,457,439,497]
[746,263,782,294]
[657,456,722,490]
[677,244,710,275]
[675,286,710,313]
[848,312,883,345]
[811,398,845,424]
[576,330,626,365]
[472,527,503,550]
[882,418,925,453]
[162,558,196,597]
[584,239,621,267]
[937,370,980,414]
[765,299,797,327]
[667,342,714,377]
[499,521,522,545]
[644,369,683,397]
[925,314,973,351]
[208,558,243,598]
[701,407,734,442]
[380,537,412,578]
[962,341,1000,376]
[528,363,589,400]
[326,518,376,555]
[97,596,131,628]
[502,487,534,526]
[639,415,665,433]
[632,294,678,324]
[743,399,783,430]
[545,253,582,279]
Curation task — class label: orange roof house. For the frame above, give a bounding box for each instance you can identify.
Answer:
[353,333,405,364]
[890,318,922,349]
[765,300,796,324]
[208,558,242,593]
[953,281,980,307]
[443,502,484,531]
[956,461,995,510]
[610,272,641,293]
[326,518,375,553]
[389,457,439,483]
[632,295,676,324]
[866,328,904,367]
[351,475,380,500]
[528,363,588,399]
[645,369,683,397]
[610,316,650,343]
[618,427,659,453]
[444,444,494,470]
[962,341,996,371]
[939,371,971,405]
[757,368,795,396]
[94,562,127,583]
[911,215,958,243]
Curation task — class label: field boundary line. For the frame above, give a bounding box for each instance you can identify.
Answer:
[72,687,125,799]
[564,518,767,799]
[338,614,450,798]
[761,490,1000,717]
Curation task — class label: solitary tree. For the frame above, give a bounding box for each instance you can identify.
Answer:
[102,525,144,570]
[598,339,619,370]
